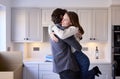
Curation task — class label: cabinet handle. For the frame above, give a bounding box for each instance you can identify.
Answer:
[90,38,92,40]
[26,38,29,40]
[90,38,96,40]
[93,38,96,40]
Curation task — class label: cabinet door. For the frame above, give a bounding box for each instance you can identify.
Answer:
[28,8,42,41]
[42,8,78,27]
[23,64,39,79]
[66,8,78,13]
[112,6,120,25]
[42,9,54,27]
[12,8,42,42]
[39,64,60,79]
[39,71,60,79]
[11,8,27,42]
[78,9,108,42]
[90,64,112,79]
[78,9,93,42]
[93,9,108,42]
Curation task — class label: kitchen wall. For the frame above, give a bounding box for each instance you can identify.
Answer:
[0,0,11,51]
[0,6,6,51]
[12,42,51,61]
[12,42,108,62]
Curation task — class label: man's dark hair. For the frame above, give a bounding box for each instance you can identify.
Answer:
[51,8,67,24]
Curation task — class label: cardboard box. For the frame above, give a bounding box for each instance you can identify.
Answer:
[0,51,23,79]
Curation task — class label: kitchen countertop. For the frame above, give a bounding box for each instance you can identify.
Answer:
[23,58,111,64]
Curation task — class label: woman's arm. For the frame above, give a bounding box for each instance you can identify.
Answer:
[52,26,78,39]
[48,25,58,42]
[63,36,82,51]
[48,25,54,34]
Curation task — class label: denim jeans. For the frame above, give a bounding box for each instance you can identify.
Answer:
[74,51,95,79]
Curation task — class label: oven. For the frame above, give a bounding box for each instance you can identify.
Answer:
[113,25,120,77]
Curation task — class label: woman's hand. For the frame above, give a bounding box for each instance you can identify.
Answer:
[76,31,83,40]
[49,32,59,42]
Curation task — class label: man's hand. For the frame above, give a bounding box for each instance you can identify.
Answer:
[49,32,59,42]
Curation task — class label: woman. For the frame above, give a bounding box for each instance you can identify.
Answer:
[49,11,102,79]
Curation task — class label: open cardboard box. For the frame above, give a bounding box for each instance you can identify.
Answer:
[0,51,23,79]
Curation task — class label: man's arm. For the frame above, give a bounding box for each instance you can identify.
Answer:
[63,36,82,51]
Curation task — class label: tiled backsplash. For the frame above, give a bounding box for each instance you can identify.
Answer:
[22,42,107,60]
[12,42,108,61]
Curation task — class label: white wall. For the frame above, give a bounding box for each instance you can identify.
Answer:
[6,6,11,51]
[0,0,12,51]
[0,6,6,51]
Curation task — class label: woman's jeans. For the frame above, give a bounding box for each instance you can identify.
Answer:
[74,51,95,79]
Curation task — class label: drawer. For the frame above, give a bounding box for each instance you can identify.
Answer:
[39,64,53,70]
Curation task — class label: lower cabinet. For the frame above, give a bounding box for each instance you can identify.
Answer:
[23,62,112,79]
[23,63,39,79]
[39,71,59,79]
[39,63,60,79]
[23,62,59,79]
[90,63,112,79]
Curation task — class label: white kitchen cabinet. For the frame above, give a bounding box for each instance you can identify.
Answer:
[23,62,59,79]
[39,63,60,79]
[23,61,112,79]
[78,8,108,42]
[93,9,108,42]
[65,8,78,13]
[90,63,112,79]
[11,8,42,42]
[42,9,54,27]
[41,8,78,27]
[39,63,112,79]
[39,71,60,79]
[23,63,39,79]
[111,6,120,25]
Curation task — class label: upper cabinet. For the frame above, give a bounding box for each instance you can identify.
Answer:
[41,8,78,27]
[78,8,108,42]
[11,8,42,42]
[42,9,54,27]
[111,6,120,25]
[11,8,108,42]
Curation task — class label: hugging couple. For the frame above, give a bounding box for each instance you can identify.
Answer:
[48,8,102,79]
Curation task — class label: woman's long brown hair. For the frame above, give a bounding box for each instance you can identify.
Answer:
[66,11,84,35]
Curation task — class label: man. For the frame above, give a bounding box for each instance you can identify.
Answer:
[49,8,80,79]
